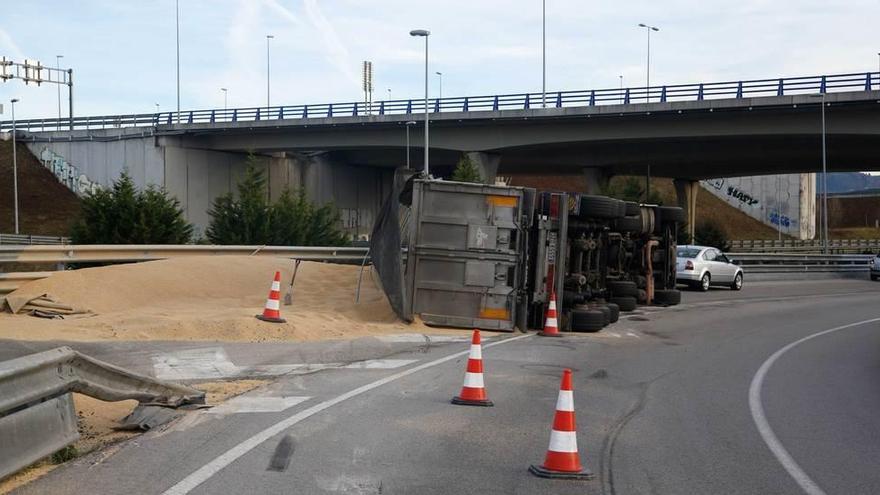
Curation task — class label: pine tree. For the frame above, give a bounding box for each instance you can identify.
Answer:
[452,155,483,183]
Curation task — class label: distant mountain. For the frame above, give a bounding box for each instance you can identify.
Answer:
[824,172,880,193]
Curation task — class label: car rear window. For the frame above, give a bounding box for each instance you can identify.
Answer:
[677,248,701,258]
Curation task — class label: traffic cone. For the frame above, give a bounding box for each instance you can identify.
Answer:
[529,369,593,479]
[255,271,286,323]
[451,330,493,407]
[538,292,562,337]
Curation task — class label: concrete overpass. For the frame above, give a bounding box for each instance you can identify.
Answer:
[4,71,879,235]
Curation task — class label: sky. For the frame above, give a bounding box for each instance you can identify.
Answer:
[0,0,879,120]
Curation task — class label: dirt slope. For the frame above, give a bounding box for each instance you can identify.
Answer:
[0,140,81,236]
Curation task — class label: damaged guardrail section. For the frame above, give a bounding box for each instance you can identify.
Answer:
[0,347,204,480]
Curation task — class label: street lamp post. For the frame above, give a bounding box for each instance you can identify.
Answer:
[155,103,159,113]
[638,23,659,102]
[410,29,430,176]
[406,120,417,169]
[810,93,829,253]
[619,75,623,103]
[435,71,443,100]
[10,98,19,234]
[56,55,63,120]
[176,0,180,124]
[221,88,228,113]
[542,0,546,108]
[387,88,392,101]
[266,35,274,111]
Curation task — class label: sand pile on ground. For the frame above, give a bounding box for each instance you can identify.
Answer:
[0,256,428,342]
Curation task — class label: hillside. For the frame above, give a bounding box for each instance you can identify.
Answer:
[508,174,786,240]
[0,140,81,236]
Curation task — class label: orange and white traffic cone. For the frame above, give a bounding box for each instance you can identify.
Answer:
[255,271,286,323]
[538,292,562,337]
[451,330,493,407]
[529,369,593,479]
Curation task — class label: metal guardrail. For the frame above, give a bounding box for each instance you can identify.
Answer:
[729,253,873,273]
[0,234,69,246]
[0,244,369,264]
[729,239,880,254]
[0,347,204,480]
[2,71,877,132]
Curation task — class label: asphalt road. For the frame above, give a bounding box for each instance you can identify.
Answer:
[11,278,880,494]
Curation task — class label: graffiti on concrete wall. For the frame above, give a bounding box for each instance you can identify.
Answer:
[39,147,101,197]
[726,186,760,207]
[768,211,796,228]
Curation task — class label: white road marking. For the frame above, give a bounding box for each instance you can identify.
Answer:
[207,396,311,415]
[340,359,417,369]
[748,316,880,495]
[161,333,532,495]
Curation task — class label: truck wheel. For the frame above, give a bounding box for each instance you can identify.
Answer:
[570,309,606,332]
[608,280,638,298]
[625,201,640,216]
[610,296,637,312]
[594,305,611,326]
[653,289,682,305]
[658,206,685,224]
[612,215,642,233]
[606,303,620,323]
[579,195,625,219]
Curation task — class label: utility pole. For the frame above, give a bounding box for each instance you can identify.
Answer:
[176,0,180,124]
[638,23,660,102]
[542,0,546,108]
[410,29,431,176]
[11,98,19,234]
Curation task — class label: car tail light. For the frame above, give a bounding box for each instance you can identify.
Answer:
[685,260,694,270]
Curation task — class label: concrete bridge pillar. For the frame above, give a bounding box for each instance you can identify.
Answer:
[465,152,500,184]
[582,167,611,195]
[673,178,699,241]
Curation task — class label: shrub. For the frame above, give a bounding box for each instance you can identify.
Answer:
[603,176,663,204]
[51,445,78,464]
[451,154,483,183]
[70,172,192,244]
[207,155,348,246]
[694,220,731,251]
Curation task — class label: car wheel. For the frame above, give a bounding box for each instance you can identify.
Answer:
[700,273,711,292]
[730,272,744,291]
[570,309,606,332]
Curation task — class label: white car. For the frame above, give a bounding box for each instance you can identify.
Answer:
[676,244,744,291]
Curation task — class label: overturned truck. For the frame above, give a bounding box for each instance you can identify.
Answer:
[371,176,682,334]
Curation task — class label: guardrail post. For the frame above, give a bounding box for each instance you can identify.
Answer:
[379,101,385,115]
[777,79,784,96]
[660,86,667,102]
[256,108,261,121]
[330,103,335,117]
[188,111,193,124]
[555,92,562,108]
[166,114,172,125]
[820,75,827,94]
[524,94,530,109]
[303,105,308,118]
[463,97,469,112]
[492,96,499,111]
[405,100,412,113]
[697,84,704,100]
[589,90,596,106]
[278,107,284,120]
[232,109,238,122]
[434,99,440,113]
[736,82,743,98]
[210,110,215,123]
[624,89,630,104]
[865,72,872,91]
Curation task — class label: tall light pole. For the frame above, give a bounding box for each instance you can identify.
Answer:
[10,98,19,234]
[619,75,624,103]
[638,23,659,102]
[176,0,180,124]
[435,71,443,100]
[410,29,430,176]
[266,35,274,111]
[56,55,64,120]
[221,87,228,113]
[387,88,392,101]
[155,103,160,113]
[810,93,829,253]
[542,0,546,108]
[406,120,417,169]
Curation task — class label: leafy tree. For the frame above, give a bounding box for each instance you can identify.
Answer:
[70,172,192,244]
[694,220,731,251]
[207,155,348,246]
[452,154,483,183]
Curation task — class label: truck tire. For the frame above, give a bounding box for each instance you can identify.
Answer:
[613,215,642,233]
[593,304,611,326]
[606,303,620,323]
[610,296,637,312]
[608,280,638,298]
[579,195,624,220]
[625,201,640,216]
[570,309,606,332]
[658,206,685,224]
[653,289,681,305]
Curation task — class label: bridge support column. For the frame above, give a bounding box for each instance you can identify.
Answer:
[465,152,500,184]
[673,178,699,241]
[582,167,610,195]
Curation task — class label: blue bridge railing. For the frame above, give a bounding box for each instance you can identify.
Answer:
[2,71,877,132]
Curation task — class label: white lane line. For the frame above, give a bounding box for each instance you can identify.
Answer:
[748,316,880,495]
[162,333,533,495]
